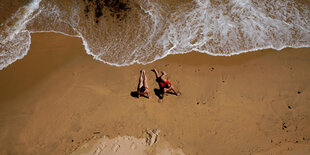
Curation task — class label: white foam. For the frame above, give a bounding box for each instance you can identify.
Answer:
[1,0,309,70]
[161,0,310,56]
[0,31,32,70]
[0,0,42,70]
[1,0,42,42]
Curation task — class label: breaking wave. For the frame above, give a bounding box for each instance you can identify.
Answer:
[0,0,309,70]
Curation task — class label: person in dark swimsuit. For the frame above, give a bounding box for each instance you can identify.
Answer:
[137,69,151,99]
[151,68,180,102]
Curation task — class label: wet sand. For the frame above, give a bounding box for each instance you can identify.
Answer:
[0,32,310,154]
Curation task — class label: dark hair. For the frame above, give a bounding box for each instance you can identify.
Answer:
[139,86,146,92]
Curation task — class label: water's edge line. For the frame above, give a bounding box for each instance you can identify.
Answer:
[1,30,310,71]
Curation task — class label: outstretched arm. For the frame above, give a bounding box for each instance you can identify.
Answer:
[151,68,160,79]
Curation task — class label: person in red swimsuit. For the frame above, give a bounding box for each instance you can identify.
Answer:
[151,68,180,102]
[137,69,151,99]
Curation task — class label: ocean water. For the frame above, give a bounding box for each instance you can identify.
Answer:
[0,0,309,70]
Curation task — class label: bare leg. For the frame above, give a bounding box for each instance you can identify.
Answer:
[162,89,166,98]
[143,70,148,89]
[145,91,151,99]
[137,70,144,98]
[142,70,151,99]
[166,86,180,96]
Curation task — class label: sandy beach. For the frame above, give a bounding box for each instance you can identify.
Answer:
[0,32,309,154]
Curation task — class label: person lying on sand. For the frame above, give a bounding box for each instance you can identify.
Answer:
[151,68,180,102]
[137,69,151,99]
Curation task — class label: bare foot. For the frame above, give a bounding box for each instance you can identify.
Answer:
[158,99,163,103]
[176,92,181,96]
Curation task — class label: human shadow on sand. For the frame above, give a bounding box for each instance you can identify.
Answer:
[130,91,149,99]
[130,91,139,98]
[154,88,176,99]
[153,88,162,99]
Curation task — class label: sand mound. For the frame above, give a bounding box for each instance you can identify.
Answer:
[71,129,184,155]
[71,136,147,155]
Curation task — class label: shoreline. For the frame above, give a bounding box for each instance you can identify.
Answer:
[2,31,310,70]
[0,32,310,154]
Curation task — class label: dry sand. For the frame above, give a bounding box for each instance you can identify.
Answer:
[0,32,310,155]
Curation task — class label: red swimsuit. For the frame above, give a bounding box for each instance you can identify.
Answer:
[160,80,172,88]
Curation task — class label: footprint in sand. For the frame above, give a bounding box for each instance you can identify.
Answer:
[112,144,120,152]
[93,147,101,155]
[146,129,160,146]
[99,142,106,149]
[130,142,136,150]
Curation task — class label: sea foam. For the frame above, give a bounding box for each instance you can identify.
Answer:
[0,0,42,70]
[0,0,309,70]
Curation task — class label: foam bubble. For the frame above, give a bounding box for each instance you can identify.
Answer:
[163,0,310,56]
[0,0,309,70]
[0,0,42,70]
